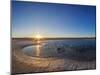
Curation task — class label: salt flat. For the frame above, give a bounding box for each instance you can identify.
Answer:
[12,39,96,74]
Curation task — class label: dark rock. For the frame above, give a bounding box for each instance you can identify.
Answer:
[57,47,65,54]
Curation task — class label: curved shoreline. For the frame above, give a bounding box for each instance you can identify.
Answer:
[12,40,96,74]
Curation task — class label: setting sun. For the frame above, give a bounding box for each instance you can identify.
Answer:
[35,34,42,39]
[35,34,42,44]
[35,33,43,41]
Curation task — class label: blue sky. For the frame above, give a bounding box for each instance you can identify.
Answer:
[12,1,96,38]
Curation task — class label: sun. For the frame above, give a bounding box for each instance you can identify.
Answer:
[35,34,42,39]
[35,34,42,44]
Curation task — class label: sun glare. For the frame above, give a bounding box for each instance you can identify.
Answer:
[35,34,42,44]
[35,34,42,39]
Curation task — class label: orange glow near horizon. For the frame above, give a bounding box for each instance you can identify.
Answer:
[35,34,42,39]
[34,33,43,44]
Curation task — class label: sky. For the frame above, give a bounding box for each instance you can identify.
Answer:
[12,1,96,38]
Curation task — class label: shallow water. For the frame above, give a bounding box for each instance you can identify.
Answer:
[22,39,96,59]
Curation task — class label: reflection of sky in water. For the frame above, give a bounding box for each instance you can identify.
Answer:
[22,39,96,58]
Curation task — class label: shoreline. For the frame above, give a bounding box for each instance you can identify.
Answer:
[12,39,96,74]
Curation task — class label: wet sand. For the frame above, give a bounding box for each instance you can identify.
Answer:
[11,39,96,74]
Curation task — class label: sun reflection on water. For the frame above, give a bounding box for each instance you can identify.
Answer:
[34,34,43,56]
[36,44,41,57]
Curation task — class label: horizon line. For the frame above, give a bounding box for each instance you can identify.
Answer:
[12,36,96,39]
